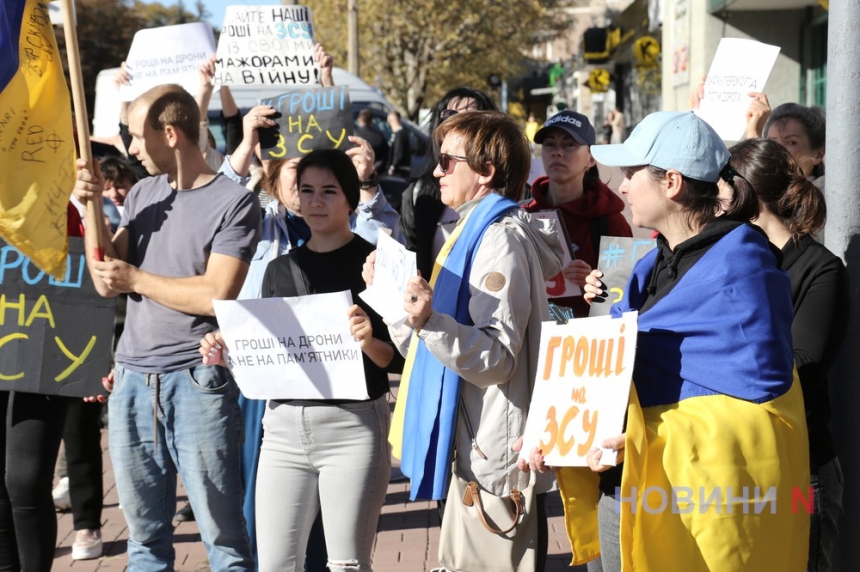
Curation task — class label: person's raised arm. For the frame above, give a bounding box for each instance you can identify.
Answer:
[744,92,771,140]
[227,105,277,177]
[315,42,334,87]
[196,55,217,153]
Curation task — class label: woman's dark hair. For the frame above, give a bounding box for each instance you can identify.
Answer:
[295,149,361,210]
[99,155,138,186]
[763,103,826,179]
[435,110,530,200]
[729,138,826,238]
[419,87,498,186]
[646,165,758,230]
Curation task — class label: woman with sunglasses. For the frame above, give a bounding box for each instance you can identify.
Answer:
[377,110,563,571]
[399,87,497,279]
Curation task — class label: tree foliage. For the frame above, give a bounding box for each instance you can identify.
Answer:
[56,0,209,120]
[305,0,574,120]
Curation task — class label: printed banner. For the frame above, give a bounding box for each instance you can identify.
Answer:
[214,4,317,86]
[590,237,656,317]
[120,22,216,102]
[212,291,368,400]
[259,85,353,159]
[520,311,638,467]
[0,0,75,279]
[0,238,116,397]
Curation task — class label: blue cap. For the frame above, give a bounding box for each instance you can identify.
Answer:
[534,110,596,146]
[590,111,730,183]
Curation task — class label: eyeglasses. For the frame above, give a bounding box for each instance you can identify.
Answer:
[439,108,459,121]
[438,153,469,174]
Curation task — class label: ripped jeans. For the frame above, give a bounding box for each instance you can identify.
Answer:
[255,397,391,572]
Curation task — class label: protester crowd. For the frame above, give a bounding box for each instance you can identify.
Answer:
[0,27,850,572]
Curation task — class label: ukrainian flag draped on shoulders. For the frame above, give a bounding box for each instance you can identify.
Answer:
[557,223,810,571]
[389,193,517,501]
[0,0,75,278]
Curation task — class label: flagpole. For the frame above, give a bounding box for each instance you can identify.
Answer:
[60,0,104,261]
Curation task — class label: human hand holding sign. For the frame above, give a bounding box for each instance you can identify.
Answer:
[200,331,228,368]
[583,269,608,306]
[586,433,625,473]
[562,259,592,287]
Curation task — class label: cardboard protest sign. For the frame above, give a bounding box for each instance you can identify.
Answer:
[359,232,417,327]
[694,38,781,141]
[214,5,317,86]
[520,311,638,467]
[212,291,367,400]
[530,210,581,298]
[121,22,216,102]
[0,238,115,397]
[259,86,353,159]
[590,237,656,317]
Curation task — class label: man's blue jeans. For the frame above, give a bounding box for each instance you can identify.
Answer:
[110,364,253,571]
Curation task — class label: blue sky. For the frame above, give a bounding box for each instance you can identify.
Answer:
[160,0,258,29]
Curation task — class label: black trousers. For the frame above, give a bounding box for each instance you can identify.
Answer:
[0,392,68,572]
[62,400,103,531]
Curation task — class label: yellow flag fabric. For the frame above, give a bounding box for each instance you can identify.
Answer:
[0,0,75,278]
[559,378,810,571]
[389,220,467,459]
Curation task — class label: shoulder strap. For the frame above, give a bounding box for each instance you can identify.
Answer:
[287,249,311,296]
[589,216,609,262]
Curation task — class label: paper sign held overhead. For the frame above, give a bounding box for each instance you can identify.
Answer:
[214,5,318,86]
[694,38,781,141]
[121,22,216,102]
[359,232,417,327]
[520,312,638,467]
[212,291,368,400]
[258,85,353,159]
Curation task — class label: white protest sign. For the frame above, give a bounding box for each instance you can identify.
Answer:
[214,5,317,86]
[520,311,638,467]
[212,291,368,400]
[359,232,417,327]
[121,22,216,102]
[694,38,781,141]
[530,210,582,298]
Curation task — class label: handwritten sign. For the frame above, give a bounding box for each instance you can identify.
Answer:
[530,210,581,298]
[359,232,417,326]
[520,312,638,467]
[694,38,781,141]
[590,237,656,317]
[0,238,116,397]
[212,291,368,400]
[120,22,216,102]
[259,86,353,159]
[214,5,317,86]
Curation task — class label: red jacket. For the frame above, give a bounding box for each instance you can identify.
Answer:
[524,176,631,316]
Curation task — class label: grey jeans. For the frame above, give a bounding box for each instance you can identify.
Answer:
[582,493,621,572]
[255,397,391,572]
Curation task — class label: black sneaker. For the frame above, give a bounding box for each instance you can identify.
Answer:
[174,502,195,522]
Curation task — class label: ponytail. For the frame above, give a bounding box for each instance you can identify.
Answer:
[779,177,826,237]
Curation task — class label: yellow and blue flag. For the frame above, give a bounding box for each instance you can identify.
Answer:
[0,0,75,278]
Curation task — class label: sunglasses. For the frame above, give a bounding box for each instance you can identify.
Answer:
[439,108,459,121]
[438,153,469,174]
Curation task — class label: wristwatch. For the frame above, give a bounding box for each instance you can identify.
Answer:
[359,172,379,190]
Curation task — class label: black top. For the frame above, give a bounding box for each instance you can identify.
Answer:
[355,125,390,174]
[387,128,412,176]
[261,235,404,401]
[599,219,755,495]
[782,235,849,470]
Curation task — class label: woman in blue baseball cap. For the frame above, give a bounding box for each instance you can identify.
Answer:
[523,111,632,318]
[545,111,810,571]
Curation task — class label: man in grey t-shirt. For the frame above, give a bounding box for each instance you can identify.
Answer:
[74,84,260,571]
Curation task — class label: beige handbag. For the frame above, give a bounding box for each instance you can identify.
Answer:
[438,463,537,572]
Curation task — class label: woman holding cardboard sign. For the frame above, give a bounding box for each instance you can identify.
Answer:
[559,112,811,571]
[202,149,402,572]
[377,110,564,571]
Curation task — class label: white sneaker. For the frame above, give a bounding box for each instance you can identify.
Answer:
[52,477,71,511]
[72,528,103,560]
